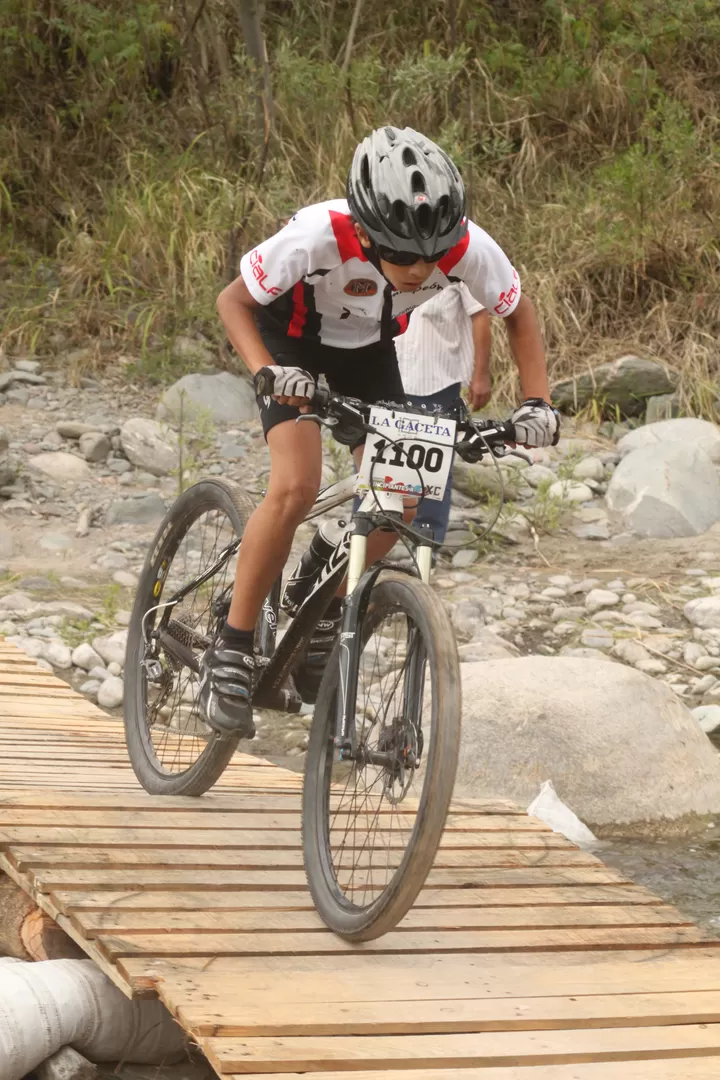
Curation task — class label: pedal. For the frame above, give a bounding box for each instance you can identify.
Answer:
[142,658,164,683]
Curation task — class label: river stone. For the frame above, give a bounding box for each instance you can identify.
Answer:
[684,596,720,630]
[457,631,520,662]
[572,456,605,482]
[645,393,680,424]
[157,371,256,425]
[27,451,90,482]
[55,420,99,439]
[0,592,34,612]
[693,705,720,735]
[72,642,104,671]
[524,464,556,488]
[106,493,166,525]
[39,532,74,552]
[617,417,720,464]
[97,675,124,709]
[44,641,72,668]
[120,418,178,477]
[607,442,720,537]
[585,589,620,613]
[0,528,14,558]
[450,600,486,642]
[455,656,720,831]
[79,431,111,462]
[547,480,593,503]
[552,355,676,416]
[92,630,128,668]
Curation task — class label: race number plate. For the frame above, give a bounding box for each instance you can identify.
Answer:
[357,407,457,501]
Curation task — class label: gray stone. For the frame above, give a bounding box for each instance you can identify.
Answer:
[685,596,720,630]
[552,355,676,416]
[0,591,34,612]
[457,631,520,662]
[218,440,246,461]
[6,387,29,404]
[693,705,720,735]
[157,371,256,425]
[547,480,593,503]
[580,627,614,649]
[28,450,91,482]
[612,639,652,667]
[120,417,178,476]
[56,420,99,439]
[107,457,133,473]
[37,601,94,620]
[559,646,615,662]
[645,393,680,424]
[44,640,73,668]
[39,531,74,552]
[79,679,102,697]
[696,655,720,672]
[9,368,44,385]
[607,442,720,537]
[97,674,124,708]
[684,642,709,666]
[573,522,610,541]
[113,569,139,588]
[524,464,556,489]
[455,656,720,831]
[106,493,166,525]
[107,660,122,676]
[0,528,14,558]
[0,426,8,452]
[72,642,104,671]
[92,630,128,668]
[691,674,719,696]
[36,1045,97,1080]
[617,417,720,464]
[451,547,479,568]
[14,358,41,374]
[79,430,111,462]
[450,600,486,642]
[585,589,620,613]
[573,456,605,482]
[17,575,55,591]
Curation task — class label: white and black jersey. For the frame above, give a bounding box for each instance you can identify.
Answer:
[240,199,521,349]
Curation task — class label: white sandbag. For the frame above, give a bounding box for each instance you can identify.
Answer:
[527,779,599,848]
[0,958,186,1080]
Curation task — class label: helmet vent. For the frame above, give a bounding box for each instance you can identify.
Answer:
[402,147,418,166]
[360,154,371,190]
[393,199,407,223]
[438,194,450,223]
[416,202,432,235]
[385,126,397,142]
[411,171,426,194]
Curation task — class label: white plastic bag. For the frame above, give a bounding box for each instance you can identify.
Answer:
[0,958,186,1080]
[527,779,598,848]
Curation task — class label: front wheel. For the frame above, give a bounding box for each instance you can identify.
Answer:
[302,573,461,941]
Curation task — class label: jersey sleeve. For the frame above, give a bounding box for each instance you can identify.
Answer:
[239,204,339,306]
[441,220,521,318]
[457,281,485,318]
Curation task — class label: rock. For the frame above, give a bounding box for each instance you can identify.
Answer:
[453,459,520,500]
[612,639,651,667]
[0,528,14,557]
[97,675,124,708]
[451,548,478,568]
[44,641,72,668]
[552,356,676,417]
[120,418,178,477]
[573,456,605,482]
[684,596,720,630]
[455,656,720,830]
[585,589,620,613]
[39,532,74,552]
[107,457,132,474]
[457,631,520,662]
[108,660,122,676]
[0,592,34,612]
[36,601,94,620]
[79,679,102,697]
[547,480,593,503]
[559,646,615,661]
[617,418,720,464]
[645,393,680,424]
[524,464,556,489]
[607,442,720,537]
[35,1045,97,1080]
[27,451,91,483]
[79,431,111,462]
[693,705,720,735]
[580,627,614,649]
[112,570,139,588]
[573,521,610,541]
[157,371,256,425]
[690,674,719,697]
[72,642,104,671]
[106,493,166,525]
[696,655,720,672]
[92,631,127,668]
[450,600,486,642]
[56,420,99,439]
[14,358,41,373]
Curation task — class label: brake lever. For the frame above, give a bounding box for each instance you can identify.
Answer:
[296,413,338,429]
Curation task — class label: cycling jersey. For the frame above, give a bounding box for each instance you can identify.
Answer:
[240,199,521,349]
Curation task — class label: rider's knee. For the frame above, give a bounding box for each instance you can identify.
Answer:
[268,481,320,525]
[402,497,418,523]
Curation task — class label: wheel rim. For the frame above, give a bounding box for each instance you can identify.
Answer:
[322,603,433,912]
[135,499,240,778]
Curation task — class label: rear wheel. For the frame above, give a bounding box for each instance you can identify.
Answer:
[124,478,254,796]
[302,573,461,940]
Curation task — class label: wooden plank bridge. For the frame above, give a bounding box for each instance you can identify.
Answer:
[2,636,720,1079]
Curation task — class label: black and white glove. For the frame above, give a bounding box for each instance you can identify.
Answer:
[510,398,560,448]
[253,365,316,401]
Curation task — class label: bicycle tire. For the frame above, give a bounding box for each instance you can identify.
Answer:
[302,572,461,941]
[124,477,255,796]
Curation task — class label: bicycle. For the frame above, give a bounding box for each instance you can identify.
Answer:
[124,383,515,939]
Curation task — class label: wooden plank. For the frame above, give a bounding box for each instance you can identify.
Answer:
[96,926,715,962]
[204,1024,720,1072]
[50,884,666,915]
[222,1063,720,1080]
[6,845,600,871]
[73,905,689,940]
[174,989,720,1038]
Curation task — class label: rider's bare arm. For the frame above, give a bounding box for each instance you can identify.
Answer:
[217,275,273,376]
[503,295,552,404]
[468,309,492,411]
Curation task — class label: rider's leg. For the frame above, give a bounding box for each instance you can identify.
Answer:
[227,418,323,630]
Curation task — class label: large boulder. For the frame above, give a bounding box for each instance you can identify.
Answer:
[552,355,675,416]
[455,656,720,832]
[156,371,256,425]
[120,418,178,477]
[606,441,720,537]
[27,452,90,483]
[617,417,720,464]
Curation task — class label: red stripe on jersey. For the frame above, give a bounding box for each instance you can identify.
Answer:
[395,313,409,335]
[329,211,368,263]
[287,281,307,338]
[438,226,470,274]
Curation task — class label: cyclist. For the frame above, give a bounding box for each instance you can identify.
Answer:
[198,124,559,736]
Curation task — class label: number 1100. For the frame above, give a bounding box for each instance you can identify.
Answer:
[373,440,443,473]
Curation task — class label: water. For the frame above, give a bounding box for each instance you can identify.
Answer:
[600,822,720,936]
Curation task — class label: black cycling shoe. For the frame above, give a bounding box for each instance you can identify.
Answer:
[293,603,343,704]
[198,639,256,737]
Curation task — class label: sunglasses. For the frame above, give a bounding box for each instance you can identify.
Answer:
[375,245,450,266]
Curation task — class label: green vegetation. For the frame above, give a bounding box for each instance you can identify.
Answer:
[1,1,719,413]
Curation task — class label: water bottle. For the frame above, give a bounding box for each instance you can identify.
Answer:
[282,519,347,616]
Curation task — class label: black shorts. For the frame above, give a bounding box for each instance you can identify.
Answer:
[255,325,405,441]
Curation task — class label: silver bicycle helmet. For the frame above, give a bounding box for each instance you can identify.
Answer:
[346,126,467,259]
